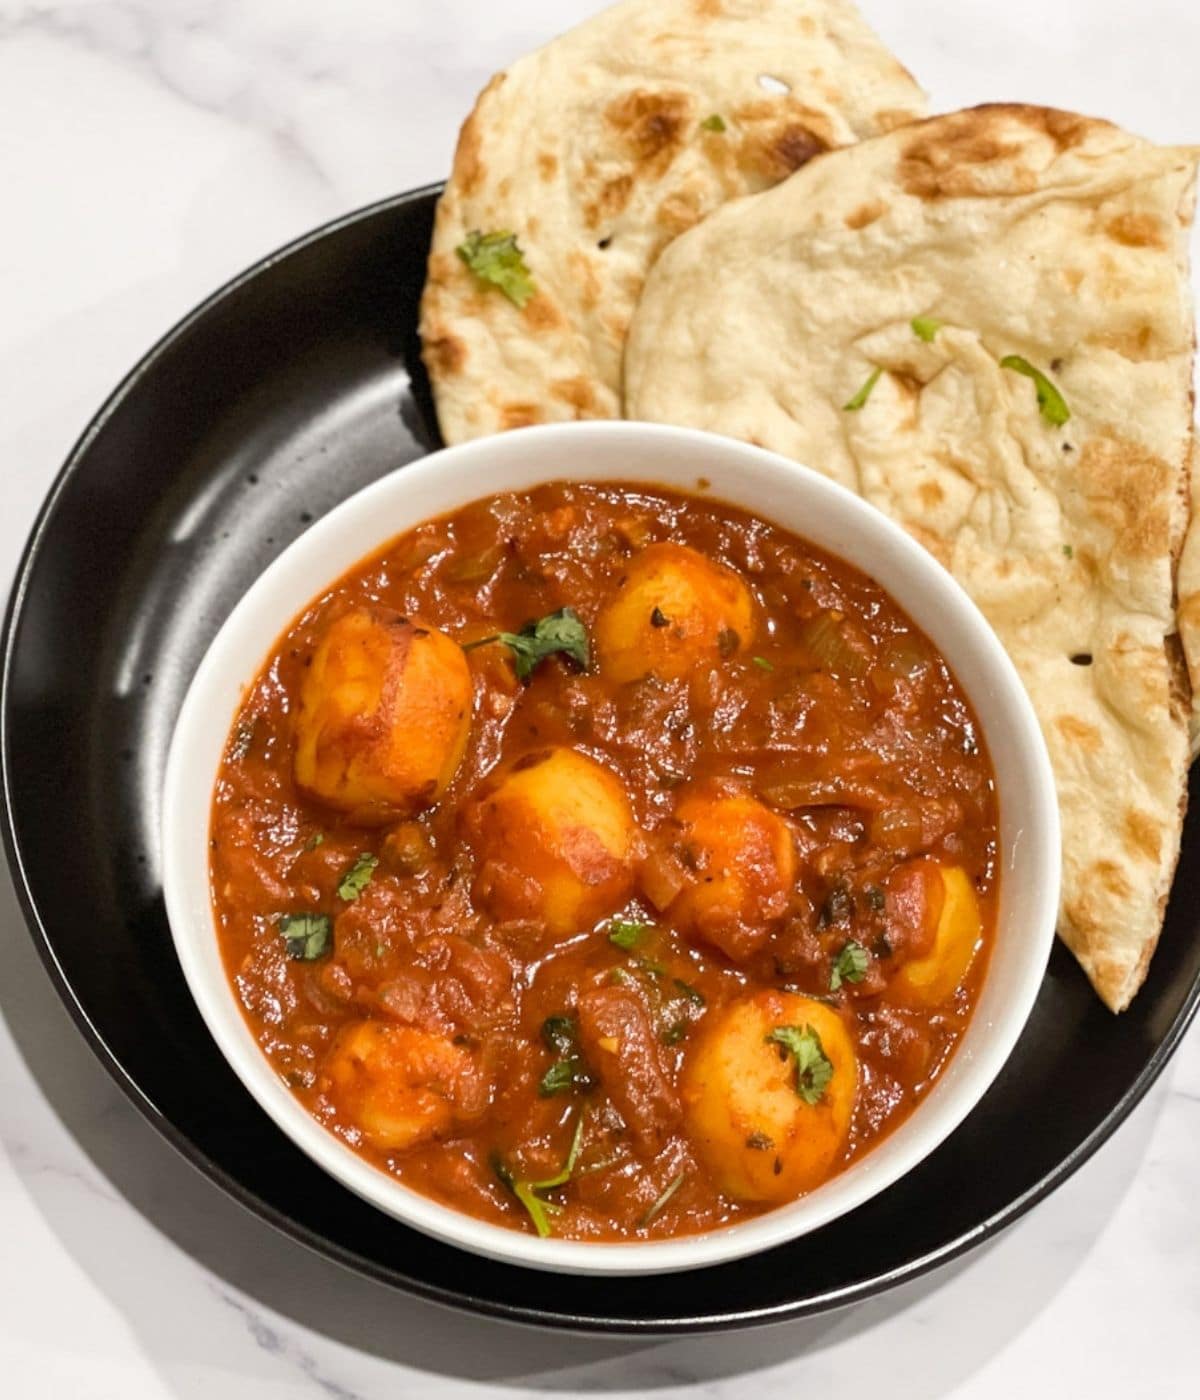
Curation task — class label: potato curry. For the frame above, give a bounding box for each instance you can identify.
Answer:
[210,481,998,1241]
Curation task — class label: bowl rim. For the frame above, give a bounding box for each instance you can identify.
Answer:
[161,418,1061,1277]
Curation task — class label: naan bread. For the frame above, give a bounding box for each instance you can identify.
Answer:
[626,105,1198,1011]
[420,0,926,445]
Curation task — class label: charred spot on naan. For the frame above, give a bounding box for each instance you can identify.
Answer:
[656,185,707,238]
[522,293,566,332]
[496,401,544,430]
[423,330,468,377]
[605,88,693,174]
[550,376,600,416]
[1063,862,1137,968]
[898,104,1097,201]
[1105,211,1169,249]
[425,249,461,287]
[1088,324,1160,360]
[754,121,829,181]
[845,199,889,229]
[583,171,636,230]
[1124,808,1164,863]
[1078,435,1174,562]
[731,100,833,182]
[1054,714,1104,752]
[899,120,1026,200]
[1094,860,1134,900]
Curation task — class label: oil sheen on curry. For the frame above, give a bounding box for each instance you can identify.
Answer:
[211,481,998,1241]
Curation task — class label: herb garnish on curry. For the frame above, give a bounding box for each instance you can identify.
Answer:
[210,480,997,1241]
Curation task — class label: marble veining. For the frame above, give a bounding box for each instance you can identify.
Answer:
[211,1286,368,1400]
[2,1,1199,1396]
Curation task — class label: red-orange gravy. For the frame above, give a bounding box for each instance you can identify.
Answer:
[210,480,997,1241]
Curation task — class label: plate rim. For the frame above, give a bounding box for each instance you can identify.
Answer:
[3,187,1199,1336]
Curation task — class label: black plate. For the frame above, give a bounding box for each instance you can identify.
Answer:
[3,186,1199,1335]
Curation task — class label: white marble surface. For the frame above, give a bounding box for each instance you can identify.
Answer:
[1,1,1199,1395]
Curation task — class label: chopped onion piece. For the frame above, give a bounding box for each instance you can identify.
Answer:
[641,848,690,911]
[870,806,924,852]
[801,612,867,677]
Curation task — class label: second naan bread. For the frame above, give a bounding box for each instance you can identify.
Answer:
[626,105,1198,1011]
[420,0,926,444]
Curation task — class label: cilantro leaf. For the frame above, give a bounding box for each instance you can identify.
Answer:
[700,114,726,133]
[672,977,706,1007]
[538,1060,578,1097]
[490,1153,515,1192]
[512,1181,561,1237]
[455,229,536,308]
[999,355,1071,426]
[516,608,590,673]
[538,1016,593,1097]
[278,912,331,961]
[843,366,883,412]
[541,1015,578,1056]
[495,1115,587,1237]
[608,919,651,951]
[830,939,870,991]
[765,1023,834,1105]
[303,831,325,851]
[337,852,378,902]
[911,315,943,343]
[752,655,774,672]
[463,607,590,681]
[640,1170,687,1227]
[537,1054,594,1097]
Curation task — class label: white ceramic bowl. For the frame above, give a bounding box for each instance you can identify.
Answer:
[163,420,1060,1276]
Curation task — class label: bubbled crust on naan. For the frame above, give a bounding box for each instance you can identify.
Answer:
[420,0,926,444]
[626,105,1199,1011]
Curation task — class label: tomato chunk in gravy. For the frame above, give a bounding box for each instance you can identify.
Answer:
[210,481,998,1241]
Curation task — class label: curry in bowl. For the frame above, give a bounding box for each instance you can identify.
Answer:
[211,480,997,1241]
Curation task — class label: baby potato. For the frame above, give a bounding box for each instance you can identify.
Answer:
[656,788,796,962]
[595,542,755,683]
[891,864,982,1005]
[465,747,637,937]
[293,608,472,823]
[682,991,857,1204]
[321,1020,484,1152]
